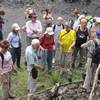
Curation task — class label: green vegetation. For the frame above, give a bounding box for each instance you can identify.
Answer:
[0,62,83,98]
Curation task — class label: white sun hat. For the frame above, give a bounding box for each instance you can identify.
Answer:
[44,27,54,35]
[12,23,20,30]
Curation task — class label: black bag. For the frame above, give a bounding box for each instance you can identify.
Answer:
[31,68,38,79]
[92,40,100,64]
[0,52,4,68]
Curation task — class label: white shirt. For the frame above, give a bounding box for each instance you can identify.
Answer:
[26,20,43,38]
[0,51,13,75]
[7,32,21,48]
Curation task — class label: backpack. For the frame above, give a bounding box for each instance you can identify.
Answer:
[53,24,64,32]
[75,26,88,47]
[0,52,4,68]
[92,40,100,64]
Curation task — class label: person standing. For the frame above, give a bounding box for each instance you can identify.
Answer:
[81,31,100,91]
[0,10,5,41]
[43,6,53,30]
[25,39,43,93]
[0,40,15,100]
[40,27,55,73]
[69,8,80,29]
[52,17,64,64]
[7,23,21,69]
[72,18,91,68]
[26,12,43,46]
[58,22,76,68]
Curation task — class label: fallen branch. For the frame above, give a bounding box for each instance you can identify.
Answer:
[89,64,100,100]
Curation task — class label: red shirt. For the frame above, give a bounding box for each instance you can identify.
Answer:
[40,35,54,51]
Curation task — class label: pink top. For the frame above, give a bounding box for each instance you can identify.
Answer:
[0,51,13,75]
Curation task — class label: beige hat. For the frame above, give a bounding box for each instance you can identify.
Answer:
[12,23,20,30]
[44,27,54,35]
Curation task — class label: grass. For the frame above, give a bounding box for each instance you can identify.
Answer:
[0,61,83,98]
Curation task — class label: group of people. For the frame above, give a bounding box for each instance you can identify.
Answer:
[0,5,100,100]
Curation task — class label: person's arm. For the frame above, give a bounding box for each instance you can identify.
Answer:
[26,50,43,70]
[88,28,92,39]
[81,40,91,48]
[7,33,12,43]
[37,21,43,34]
[26,21,33,34]
[58,31,64,46]
[30,63,43,70]
[8,56,13,70]
[69,30,76,50]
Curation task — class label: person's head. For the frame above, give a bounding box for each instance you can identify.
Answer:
[93,17,100,26]
[56,17,63,25]
[46,18,52,26]
[64,22,71,32]
[73,8,79,15]
[0,10,5,16]
[82,10,88,16]
[80,18,87,28]
[31,39,40,50]
[44,27,54,37]
[0,40,9,53]
[78,14,85,20]
[29,12,37,22]
[12,23,20,33]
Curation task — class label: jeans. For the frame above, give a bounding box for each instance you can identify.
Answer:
[41,50,53,71]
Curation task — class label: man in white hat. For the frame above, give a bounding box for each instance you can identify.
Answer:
[7,23,21,69]
[40,27,54,73]
[25,39,43,93]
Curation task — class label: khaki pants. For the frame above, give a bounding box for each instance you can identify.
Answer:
[1,73,10,100]
[60,52,72,68]
[27,71,37,93]
[83,58,98,91]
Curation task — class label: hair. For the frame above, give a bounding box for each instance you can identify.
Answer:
[0,39,9,48]
[31,39,40,45]
[0,10,5,16]
[28,12,37,19]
